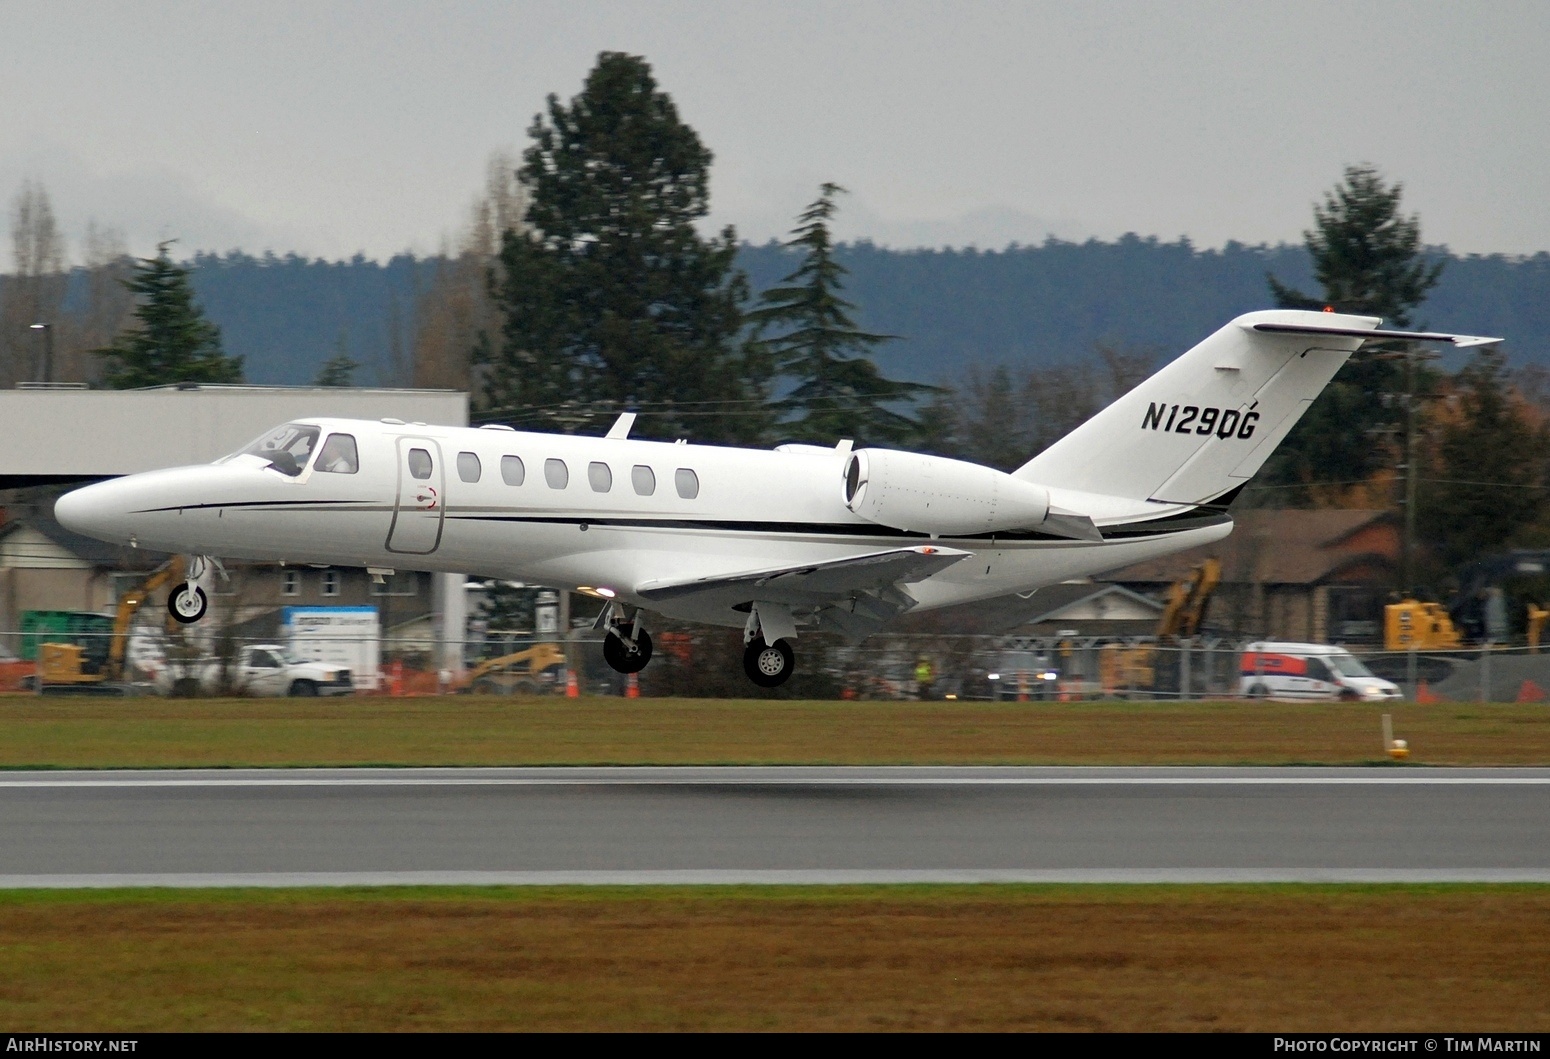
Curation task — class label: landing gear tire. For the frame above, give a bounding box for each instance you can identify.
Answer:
[603,627,653,674]
[168,584,208,624]
[743,637,794,688]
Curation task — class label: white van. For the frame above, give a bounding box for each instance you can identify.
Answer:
[1240,642,1403,701]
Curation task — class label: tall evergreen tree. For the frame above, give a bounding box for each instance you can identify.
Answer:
[1262,165,1442,496]
[748,184,932,445]
[96,242,242,388]
[313,331,359,386]
[484,52,759,443]
[1421,351,1548,571]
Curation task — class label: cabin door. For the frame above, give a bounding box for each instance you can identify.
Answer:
[386,438,445,554]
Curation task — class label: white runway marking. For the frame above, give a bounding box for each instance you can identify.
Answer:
[1,771,1547,788]
[3,869,1550,888]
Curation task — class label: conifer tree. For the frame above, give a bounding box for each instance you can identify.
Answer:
[1263,165,1442,495]
[96,242,242,387]
[1422,351,1548,570]
[484,52,759,442]
[314,332,359,386]
[748,184,932,445]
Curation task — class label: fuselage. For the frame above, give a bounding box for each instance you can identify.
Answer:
[56,416,1231,630]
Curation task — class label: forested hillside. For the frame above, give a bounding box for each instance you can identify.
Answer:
[110,238,1550,387]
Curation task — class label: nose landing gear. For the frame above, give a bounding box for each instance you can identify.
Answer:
[168,583,208,624]
[166,555,223,625]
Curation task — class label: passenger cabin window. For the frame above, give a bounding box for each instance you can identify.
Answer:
[457,451,481,483]
[240,423,320,477]
[674,468,700,499]
[631,465,655,496]
[588,461,612,492]
[501,455,525,486]
[544,458,569,489]
[1304,657,1333,683]
[407,448,433,480]
[316,433,359,474]
[249,650,280,669]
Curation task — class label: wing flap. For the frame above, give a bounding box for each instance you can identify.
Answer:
[636,546,972,608]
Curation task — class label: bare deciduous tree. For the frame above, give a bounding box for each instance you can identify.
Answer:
[412,151,527,393]
[1,180,68,385]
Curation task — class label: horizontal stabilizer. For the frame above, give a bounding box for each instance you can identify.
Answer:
[1248,322,1503,348]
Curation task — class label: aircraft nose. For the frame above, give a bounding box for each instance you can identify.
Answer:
[55,479,132,542]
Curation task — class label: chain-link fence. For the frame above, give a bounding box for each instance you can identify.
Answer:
[4,623,1550,702]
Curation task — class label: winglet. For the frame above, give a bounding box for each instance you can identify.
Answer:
[605,412,637,439]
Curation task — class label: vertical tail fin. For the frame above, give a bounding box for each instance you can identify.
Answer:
[1013,310,1378,506]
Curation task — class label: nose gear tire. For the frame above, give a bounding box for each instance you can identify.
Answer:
[168,585,208,624]
[603,627,653,674]
[743,637,793,688]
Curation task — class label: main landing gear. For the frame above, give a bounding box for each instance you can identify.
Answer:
[741,602,797,688]
[743,637,793,688]
[601,607,653,675]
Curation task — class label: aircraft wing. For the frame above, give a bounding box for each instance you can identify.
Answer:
[637,546,973,639]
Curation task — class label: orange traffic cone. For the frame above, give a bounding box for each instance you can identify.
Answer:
[1517,679,1546,703]
[1416,680,1441,704]
[625,673,639,698]
[565,669,579,698]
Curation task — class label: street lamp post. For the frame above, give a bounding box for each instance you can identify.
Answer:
[28,322,53,384]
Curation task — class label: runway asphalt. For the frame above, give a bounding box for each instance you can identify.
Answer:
[1,766,1546,887]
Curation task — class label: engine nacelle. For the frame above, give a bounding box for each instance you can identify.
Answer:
[842,448,1055,536]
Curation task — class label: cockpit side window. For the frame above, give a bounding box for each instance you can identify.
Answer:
[239,423,321,477]
[316,433,359,474]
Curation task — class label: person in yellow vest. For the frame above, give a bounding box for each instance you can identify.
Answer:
[915,656,935,701]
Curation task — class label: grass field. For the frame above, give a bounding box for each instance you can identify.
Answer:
[0,695,1547,768]
[0,884,1545,1031]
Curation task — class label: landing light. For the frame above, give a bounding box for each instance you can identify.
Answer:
[596,587,617,598]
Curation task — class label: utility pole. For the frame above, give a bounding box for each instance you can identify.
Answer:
[1402,348,1419,594]
[29,322,53,383]
[1385,343,1435,596]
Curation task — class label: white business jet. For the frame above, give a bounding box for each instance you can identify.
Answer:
[55,310,1499,687]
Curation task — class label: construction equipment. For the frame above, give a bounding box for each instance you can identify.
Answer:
[1100,559,1221,695]
[38,557,185,695]
[1383,598,1464,651]
[1157,558,1221,638]
[456,641,566,695]
[1384,550,1550,649]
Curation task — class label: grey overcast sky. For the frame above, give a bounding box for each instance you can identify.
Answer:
[2,0,1546,262]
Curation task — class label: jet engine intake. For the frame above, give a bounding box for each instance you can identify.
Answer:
[843,449,1097,539]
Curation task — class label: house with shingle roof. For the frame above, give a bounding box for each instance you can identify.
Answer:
[1099,509,1398,643]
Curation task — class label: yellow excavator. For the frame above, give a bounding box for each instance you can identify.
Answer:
[38,557,186,695]
[1100,558,1221,694]
[455,641,567,695]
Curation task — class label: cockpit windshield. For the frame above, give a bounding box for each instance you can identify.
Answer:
[233,423,322,477]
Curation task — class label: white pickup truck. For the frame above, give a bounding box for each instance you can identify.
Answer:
[157,644,354,697]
